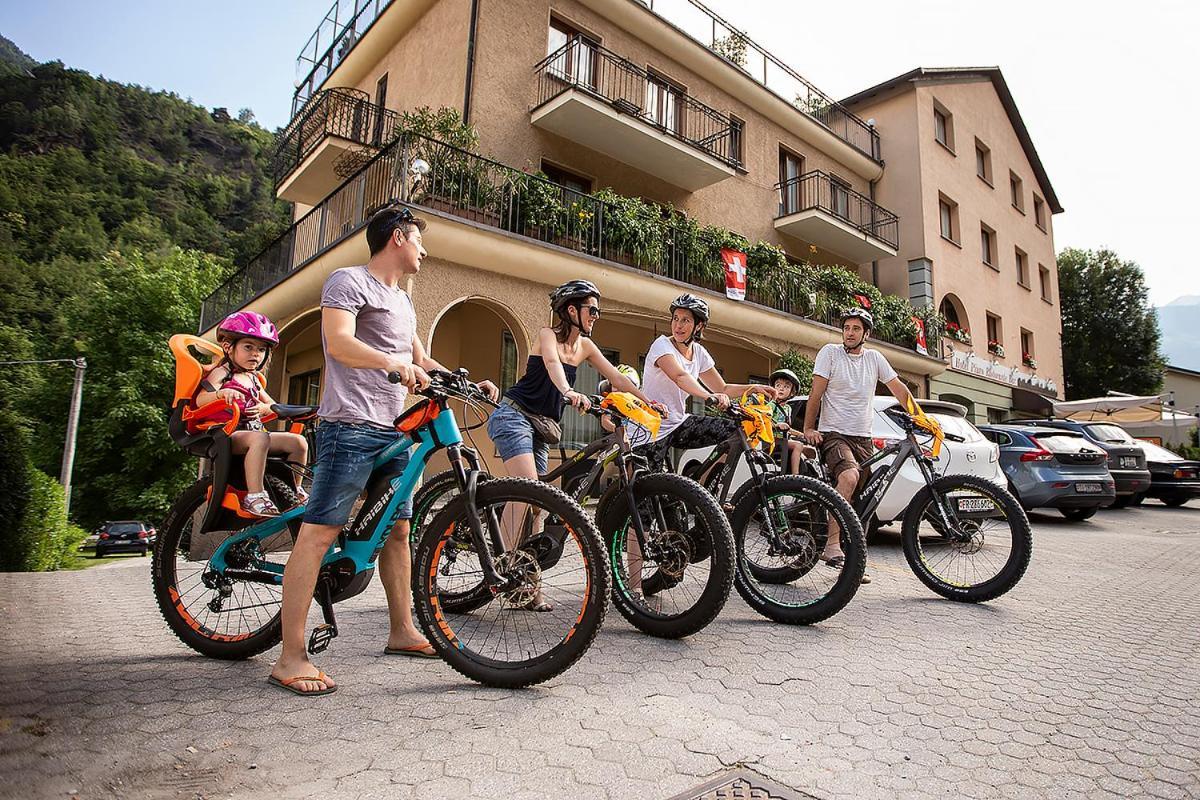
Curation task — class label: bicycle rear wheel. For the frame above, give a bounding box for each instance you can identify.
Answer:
[596,473,734,638]
[731,475,865,625]
[412,478,608,688]
[152,476,298,659]
[901,474,1032,602]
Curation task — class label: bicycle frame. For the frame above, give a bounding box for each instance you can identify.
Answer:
[206,397,511,589]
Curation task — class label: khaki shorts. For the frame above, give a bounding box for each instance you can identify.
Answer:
[819,433,874,492]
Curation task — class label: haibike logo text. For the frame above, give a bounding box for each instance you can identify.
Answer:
[351,488,397,540]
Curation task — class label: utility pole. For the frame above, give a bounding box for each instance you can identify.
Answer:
[0,357,87,516]
[60,357,87,516]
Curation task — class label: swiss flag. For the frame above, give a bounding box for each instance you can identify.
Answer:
[722,248,747,301]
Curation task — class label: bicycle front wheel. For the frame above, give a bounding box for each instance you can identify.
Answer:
[901,474,1032,602]
[731,474,865,625]
[597,473,734,638]
[409,469,495,614]
[412,478,608,688]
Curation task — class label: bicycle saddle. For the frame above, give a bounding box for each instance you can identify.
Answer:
[270,403,319,420]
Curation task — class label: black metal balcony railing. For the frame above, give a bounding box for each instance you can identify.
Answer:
[776,171,899,250]
[272,87,399,188]
[533,38,743,169]
[292,0,394,118]
[641,0,880,162]
[201,133,929,353]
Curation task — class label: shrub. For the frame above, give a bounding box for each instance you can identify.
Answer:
[776,348,814,393]
[21,469,88,571]
[594,189,666,266]
[0,411,34,571]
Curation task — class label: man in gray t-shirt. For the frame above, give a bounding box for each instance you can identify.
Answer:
[802,308,913,582]
[269,206,496,696]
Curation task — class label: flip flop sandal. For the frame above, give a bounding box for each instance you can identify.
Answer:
[268,670,336,696]
[383,643,439,659]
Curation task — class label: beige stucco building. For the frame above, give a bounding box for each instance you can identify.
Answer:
[205,2,1076,468]
[843,68,1064,424]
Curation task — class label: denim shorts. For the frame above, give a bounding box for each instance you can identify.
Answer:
[303,421,413,527]
[487,402,550,475]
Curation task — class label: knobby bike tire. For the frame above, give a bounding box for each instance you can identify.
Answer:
[730,474,866,625]
[596,472,734,638]
[410,469,495,614]
[900,474,1032,603]
[412,478,608,689]
[152,475,298,660]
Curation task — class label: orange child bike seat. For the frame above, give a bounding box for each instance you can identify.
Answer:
[168,334,241,436]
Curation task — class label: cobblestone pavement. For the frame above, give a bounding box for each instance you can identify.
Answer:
[2,503,1198,800]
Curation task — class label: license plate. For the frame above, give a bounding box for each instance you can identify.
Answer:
[956,497,995,513]
[1120,457,1137,469]
[1076,482,1102,493]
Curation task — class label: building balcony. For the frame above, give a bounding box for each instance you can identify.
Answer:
[531,38,740,191]
[774,171,899,263]
[292,0,396,118]
[201,133,932,363]
[272,88,399,205]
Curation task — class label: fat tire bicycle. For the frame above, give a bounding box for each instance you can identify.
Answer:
[798,402,1033,603]
[154,367,609,689]
[412,392,735,638]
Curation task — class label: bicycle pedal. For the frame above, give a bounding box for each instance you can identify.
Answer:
[307,623,338,655]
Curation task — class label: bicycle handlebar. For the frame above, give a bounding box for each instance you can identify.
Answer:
[387,367,497,407]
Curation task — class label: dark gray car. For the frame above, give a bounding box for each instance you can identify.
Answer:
[980,425,1115,521]
[1024,420,1151,507]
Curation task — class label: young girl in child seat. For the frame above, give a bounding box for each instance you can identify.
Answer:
[195,311,309,517]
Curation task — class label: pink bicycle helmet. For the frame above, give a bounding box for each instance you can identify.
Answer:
[217,311,279,347]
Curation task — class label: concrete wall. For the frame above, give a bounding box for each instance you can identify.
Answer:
[852,77,1064,398]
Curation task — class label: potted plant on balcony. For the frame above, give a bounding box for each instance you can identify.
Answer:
[945,321,972,345]
[511,171,567,241]
[593,189,666,268]
[1022,353,1037,370]
[987,340,1005,358]
[710,32,749,69]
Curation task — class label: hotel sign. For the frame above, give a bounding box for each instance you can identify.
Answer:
[949,348,1058,397]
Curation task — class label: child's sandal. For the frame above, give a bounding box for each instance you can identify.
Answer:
[243,493,281,517]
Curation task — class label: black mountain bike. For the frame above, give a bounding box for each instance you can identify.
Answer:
[677,397,867,625]
[799,402,1033,603]
[413,393,734,638]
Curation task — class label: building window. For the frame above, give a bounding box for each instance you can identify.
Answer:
[541,161,592,194]
[373,73,388,144]
[830,174,851,219]
[1039,264,1053,303]
[1015,247,1029,287]
[728,115,745,166]
[1021,328,1035,361]
[645,69,685,134]
[500,330,518,393]
[933,102,954,151]
[986,313,1003,356]
[548,17,598,86]
[778,148,805,216]
[980,223,996,268]
[288,369,322,406]
[938,193,959,244]
[1010,171,1024,213]
[1034,195,1047,231]
[975,139,992,185]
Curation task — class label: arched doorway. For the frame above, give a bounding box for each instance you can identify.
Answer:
[271,307,323,404]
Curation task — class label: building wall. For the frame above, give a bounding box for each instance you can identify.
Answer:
[852,77,1064,399]
[1164,367,1200,423]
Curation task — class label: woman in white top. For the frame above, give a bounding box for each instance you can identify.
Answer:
[639,293,775,471]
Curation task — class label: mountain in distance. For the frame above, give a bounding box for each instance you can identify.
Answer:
[1158,296,1200,371]
[0,34,35,77]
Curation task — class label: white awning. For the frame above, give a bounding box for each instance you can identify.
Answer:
[1051,393,1165,423]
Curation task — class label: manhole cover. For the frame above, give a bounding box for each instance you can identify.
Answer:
[666,769,822,800]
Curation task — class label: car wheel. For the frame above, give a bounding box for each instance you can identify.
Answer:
[1109,495,1133,509]
[1163,497,1189,508]
[1059,507,1097,522]
[93,548,104,558]
[1128,492,1146,506]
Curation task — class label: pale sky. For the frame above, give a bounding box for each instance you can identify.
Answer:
[5,0,1196,305]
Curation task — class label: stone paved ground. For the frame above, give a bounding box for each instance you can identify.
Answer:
[2,502,1198,800]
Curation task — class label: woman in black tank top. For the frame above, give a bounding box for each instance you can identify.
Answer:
[485,280,656,610]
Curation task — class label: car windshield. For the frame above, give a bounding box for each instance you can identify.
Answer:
[1137,441,1183,462]
[930,414,985,443]
[107,523,143,534]
[1034,433,1100,454]
[1084,424,1134,443]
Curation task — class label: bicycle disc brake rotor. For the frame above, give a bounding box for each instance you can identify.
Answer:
[494,549,542,607]
[772,525,820,571]
[651,529,692,581]
[948,520,986,555]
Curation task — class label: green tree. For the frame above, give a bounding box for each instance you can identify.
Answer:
[1058,248,1166,399]
[777,348,814,393]
[0,410,34,570]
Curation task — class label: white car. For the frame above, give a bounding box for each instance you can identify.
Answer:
[676,397,1003,530]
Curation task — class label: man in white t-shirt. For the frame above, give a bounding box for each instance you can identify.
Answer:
[640,294,775,471]
[802,308,914,581]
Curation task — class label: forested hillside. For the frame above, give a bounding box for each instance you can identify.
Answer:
[0,35,290,548]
